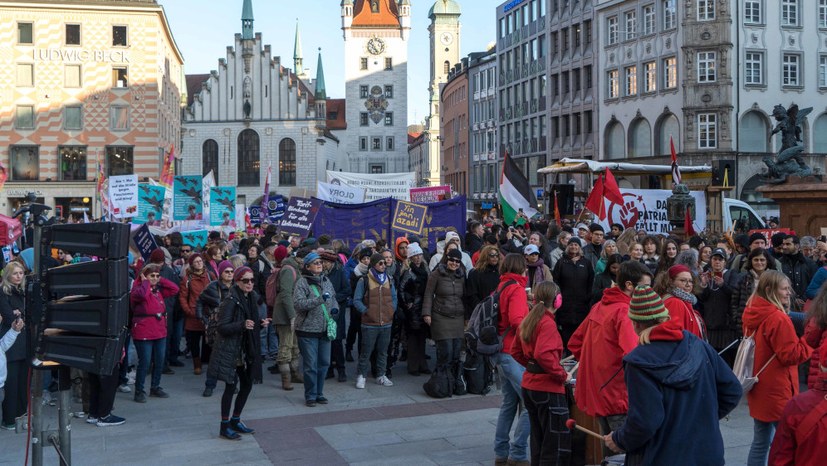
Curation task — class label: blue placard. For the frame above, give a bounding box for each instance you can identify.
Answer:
[135,184,165,225]
[181,230,208,250]
[173,175,203,221]
[132,223,158,261]
[209,187,236,226]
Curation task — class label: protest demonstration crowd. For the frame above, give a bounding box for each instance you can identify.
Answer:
[2,209,827,466]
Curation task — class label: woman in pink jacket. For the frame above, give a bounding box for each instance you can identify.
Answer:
[130,263,179,403]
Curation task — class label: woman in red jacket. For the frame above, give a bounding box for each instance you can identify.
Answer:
[742,270,812,466]
[655,264,706,340]
[179,253,216,376]
[130,263,179,403]
[511,281,569,466]
[803,280,827,389]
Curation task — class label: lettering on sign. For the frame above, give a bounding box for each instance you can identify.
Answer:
[391,201,428,236]
[33,48,131,63]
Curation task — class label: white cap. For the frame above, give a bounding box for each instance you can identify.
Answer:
[524,244,540,255]
[407,243,423,257]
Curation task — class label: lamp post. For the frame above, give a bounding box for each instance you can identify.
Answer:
[666,183,696,240]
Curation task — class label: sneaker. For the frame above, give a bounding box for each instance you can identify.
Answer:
[134,391,147,403]
[97,415,126,427]
[316,396,328,405]
[86,417,99,424]
[149,387,170,398]
[162,367,175,375]
[117,384,132,393]
[168,360,185,367]
[1,423,16,431]
[355,375,366,389]
[72,412,87,419]
[376,375,394,387]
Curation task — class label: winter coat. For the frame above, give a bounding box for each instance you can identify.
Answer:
[130,277,179,341]
[422,264,466,341]
[803,319,827,389]
[158,264,181,319]
[353,269,397,328]
[697,269,741,351]
[582,243,601,269]
[497,273,529,355]
[246,257,272,305]
[662,295,706,340]
[465,232,484,255]
[293,272,339,337]
[178,269,215,332]
[525,259,552,290]
[612,321,742,466]
[568,286,638,417]
[510,310,567,394]
[805,266,827,299]
[325,263,351,336]
[196,280,231,325]
[642,255,659,276]
[742,295,813,422]
[465,263,501,315]
[0,286,27,362]
[272,256,301,325]
[428,241,474,275]
[780,252,818,300]
[731,269,761,330]
[552,254,594,326]
[768,375,827,466]
[0,327,20,388]
[207,285,263,384]
[399,261,429,330]
[549,246,565,270]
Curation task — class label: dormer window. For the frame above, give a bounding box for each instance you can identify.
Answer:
[371,0,379,13]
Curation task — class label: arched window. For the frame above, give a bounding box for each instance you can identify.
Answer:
[444,61,450,75]
[237,129,260,186]
[814,113,827,153]
[739,111,769,153]
[278,138,296,186]
[655,113,680,155]
[628,118,652,157]
[202,139,219,180]
[605,121,625,160]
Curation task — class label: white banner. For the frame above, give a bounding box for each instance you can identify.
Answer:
[326,170,415,202]
[596,188,706,235]
[108,174,138,219]
[316,181,366,204]
[202,170,216,220]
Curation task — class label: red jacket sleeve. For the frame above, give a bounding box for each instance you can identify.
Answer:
[767,315,812,367]
[568,318,587,360]
[510,334,529,367]
[159,277,180,299]
[616,311,639,355]
[534,318,567,384]
[505,286,529,330]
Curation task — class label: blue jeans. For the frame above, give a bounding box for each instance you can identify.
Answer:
[134,338,167,393]
[167,318,183,364]
[260,325,278,358]
[492,352,530,461]
[358,325,392,378]
[297,336,331,402]
[747,419,777,466]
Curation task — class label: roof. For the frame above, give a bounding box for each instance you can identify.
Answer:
[537,158,712,175]
[185,73,210,107]
[429,0,461,18]
[408,132,422,145]
[326,99,347,130]
[352,0,400,27]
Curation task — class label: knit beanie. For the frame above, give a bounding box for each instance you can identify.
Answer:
[304,252,320,267]
[233,266,253,283]
[369,252,385,268]
[273,245,289,263]
[187,253,203,267]
[217,260,233,276]
[407,242,423,257]
[628,285,669,322]
[668,264,691,280]
[771,232,787,248]
[359,248,374,261]
[446,249,462,261]
[149,248,165,264]
[749,232,766,246]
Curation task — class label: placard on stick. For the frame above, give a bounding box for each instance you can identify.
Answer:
[392,201,428,236]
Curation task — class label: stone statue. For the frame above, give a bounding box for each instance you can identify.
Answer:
[763,104,813,183]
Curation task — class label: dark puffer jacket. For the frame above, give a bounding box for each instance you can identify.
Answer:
[207,285,263,384]
[422,264,466,341]
[0,286,27,362]
[399,260,430,330]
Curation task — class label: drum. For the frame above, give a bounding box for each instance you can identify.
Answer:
[601,454,626,466]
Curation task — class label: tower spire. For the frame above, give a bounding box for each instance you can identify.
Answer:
[294,20,306,79]
[241,0,254,40]
[315,48,326,100]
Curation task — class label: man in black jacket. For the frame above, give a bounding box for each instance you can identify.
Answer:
[552,237,595,347]
[780,235,818,309]
[465,221,485,255]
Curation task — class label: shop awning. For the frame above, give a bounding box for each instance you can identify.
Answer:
[538,158,713,175]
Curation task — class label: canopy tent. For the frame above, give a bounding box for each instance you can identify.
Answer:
[538,158,712,175]
[0,214,23,246]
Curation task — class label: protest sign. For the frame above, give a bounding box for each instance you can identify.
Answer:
[596,188,706,235]
[249,193,286,225]
[135,184,165,225]
[409,185,451,203]
[278,197,322,237]
[181,230,208,250]
[316,181,366,204]
[174,175,203,220]
[131,223,158,261]
[391,201,427,235]
[326,170,415,201]
[202,171,215,220]
[209,187,236,226]
[108,174,138,219]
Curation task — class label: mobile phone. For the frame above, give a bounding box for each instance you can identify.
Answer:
[713,271,723,279]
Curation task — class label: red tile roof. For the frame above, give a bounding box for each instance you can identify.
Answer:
[326,99,347,130]
[185,73,211,107]
[352,0,400,27]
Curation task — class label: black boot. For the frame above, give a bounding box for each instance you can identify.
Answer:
[337,367,347,383]
[229,417,255,434]
[219,421,240,440]
[326,367,335,380]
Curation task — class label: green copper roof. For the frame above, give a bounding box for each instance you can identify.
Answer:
[293,21,303,61]
[241,0,254,40]
[315,49,326,100]
[429,0,461,18]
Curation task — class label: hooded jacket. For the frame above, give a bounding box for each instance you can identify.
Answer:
[510,310,566,394]
[662,295,706,340]
[130,277,179,341]
[612,321,742,466]
[421,264,466,340]
[803,319,827,389]
[178,268,216,332]
[742,295,812,422]
[272,256,301,325]
[497,273,529,355]
[568,286,638,417]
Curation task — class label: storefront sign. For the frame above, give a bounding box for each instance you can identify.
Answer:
[4,189,45,197]
[33,48,130,63]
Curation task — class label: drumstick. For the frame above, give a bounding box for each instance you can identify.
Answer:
[566,419,604,441]
[561,355,575,363]
[566,362,579,377]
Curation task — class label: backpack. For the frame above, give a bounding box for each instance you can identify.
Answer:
[464,351,495,395]
[732,330,776,394]
[465,279,518,356]
[423,364,454,399]
[204,286,230,346]
[265,264,297,308]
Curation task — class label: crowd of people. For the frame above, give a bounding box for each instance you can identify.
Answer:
[1,215,827,465]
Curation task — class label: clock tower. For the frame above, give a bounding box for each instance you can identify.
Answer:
[340,0,411,174]
[425,0,461,186]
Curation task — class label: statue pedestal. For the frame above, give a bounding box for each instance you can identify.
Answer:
[757,177,827,236]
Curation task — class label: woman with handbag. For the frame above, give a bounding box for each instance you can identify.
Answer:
[293,252,339,407]
[742,270,812,466]
[196,260,234,397]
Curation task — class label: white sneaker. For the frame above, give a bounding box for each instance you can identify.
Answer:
[376,376,394,387]
[86,417,99,424]
[355,375,366,389]
[117,384,132,393]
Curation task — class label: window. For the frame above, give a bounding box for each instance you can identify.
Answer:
[573,24,581,48]
[697,0,715,20]
[625,11,637,40]
[782,53,801,86]
[584,20,592,46]
[644,61,657,92]
[10,146,39,180]
[608,70,619,98]
[17,22,33,44]
[360,57,368,70]
[112,67,128,88]
[820,55,827,88]
[384,112,393,126]
[109,106,128,131]
[385,57,393,70]
[443,60,450,75]
[625,66,638,95]
[698,113,717,149]
[584,110,593,134]
[65,64,81,88]
[202,139,219,179]
[237,129,260,186]
[16,64,33,87]
[663,56,677,89]
[360,85,368,98]
[562,27,569,52]
[663,0,676,30]
[278,138,296,186]
[371,137,382,150]
[112,25,127,46]
[585,65,592,88]
[386,137,395,151]
[370,165,384,174]
[384,85,393,98]
[745,51,763,85]
[15,105,34,129]
[821,0,827,28]
[781,0,799,27]
[562,72,570,93]
[745,0,762,24]
[643,4,656,34]
[607,16,618,45]
[573,68,581,91]
[55,145,87,182]
[359,137,368,151]
[64,106,82,130]
[65,24,80,45]
[106,146,133,176]
[360,112,369,126]
[697,51,716,82]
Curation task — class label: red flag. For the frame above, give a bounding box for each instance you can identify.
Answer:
[0,159,8,191]
[670,136,681,185]
[160,145,175,189]
[603,168,624,205]
[584,175,606,220]
[553,190,561,225]
[684,205,696,236]
[260,163,272,224]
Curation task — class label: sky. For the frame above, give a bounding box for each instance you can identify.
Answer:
[160,0,501,126]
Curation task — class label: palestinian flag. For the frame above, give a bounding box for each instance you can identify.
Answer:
[499,152,538,225]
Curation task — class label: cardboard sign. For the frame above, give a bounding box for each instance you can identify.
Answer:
[278,197,322,237]
[410,185,451,203]
[209,187,236,226]
[132,223,158,261]
[316,181,366,204]
[135,184,165,225]
[391,201,428,235]
[108,174,138,219]
[174,175,203,220]
[181,230,208,250]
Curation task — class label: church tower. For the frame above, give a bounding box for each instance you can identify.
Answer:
[425,0,460,186]
[294,20,307,80]
[340,0,410,174]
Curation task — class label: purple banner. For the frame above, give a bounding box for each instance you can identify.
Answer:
[278,197,322,237]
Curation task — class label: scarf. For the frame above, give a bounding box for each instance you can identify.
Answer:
[670,287,698,306]
[527,258,547,288]
[370,268,387,285]
[355,263,369,276]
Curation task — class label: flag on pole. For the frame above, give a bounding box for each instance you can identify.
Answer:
[260,163,271,224]
[684,205,696,236]
[498,152,539,225]
[670,136,681,185]
[584,174,607,220]
[553,190,561,225]
[160,145,175,189]
[603,168,624,205]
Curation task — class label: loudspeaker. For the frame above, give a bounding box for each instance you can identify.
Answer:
[45,295,129,337]
[551,184,575,215]
[45,258,128,299]
[38,330,126,376]
[713,160,736,187]
[40,222,130,258]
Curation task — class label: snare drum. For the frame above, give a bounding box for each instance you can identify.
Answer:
[601,454,626,466]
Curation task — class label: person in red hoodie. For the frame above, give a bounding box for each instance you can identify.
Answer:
[568,261,653,448]
[742,270,812,466]
[130,263,180,403]
[511,281,570,466]
[803,280,827,389]
[179,253,217,376]
[769,338,827,466]
[655,264,706,340]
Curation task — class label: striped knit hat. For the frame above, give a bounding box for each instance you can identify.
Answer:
[628,285,669,322]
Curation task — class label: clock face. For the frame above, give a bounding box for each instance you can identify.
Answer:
[440,32,453,46]
[367,37,385,55]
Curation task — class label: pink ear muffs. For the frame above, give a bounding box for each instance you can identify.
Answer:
[553,293,563,310]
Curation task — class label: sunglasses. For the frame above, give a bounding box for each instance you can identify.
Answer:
[447,258,461,264]
[181,249,192,253]
[223,269,234,274]
[239,278,254,284]
[488,253,500,257]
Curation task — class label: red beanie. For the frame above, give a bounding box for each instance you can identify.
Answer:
[274,245,289,263]
[149,248,165,264]
[668,264,692,279]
